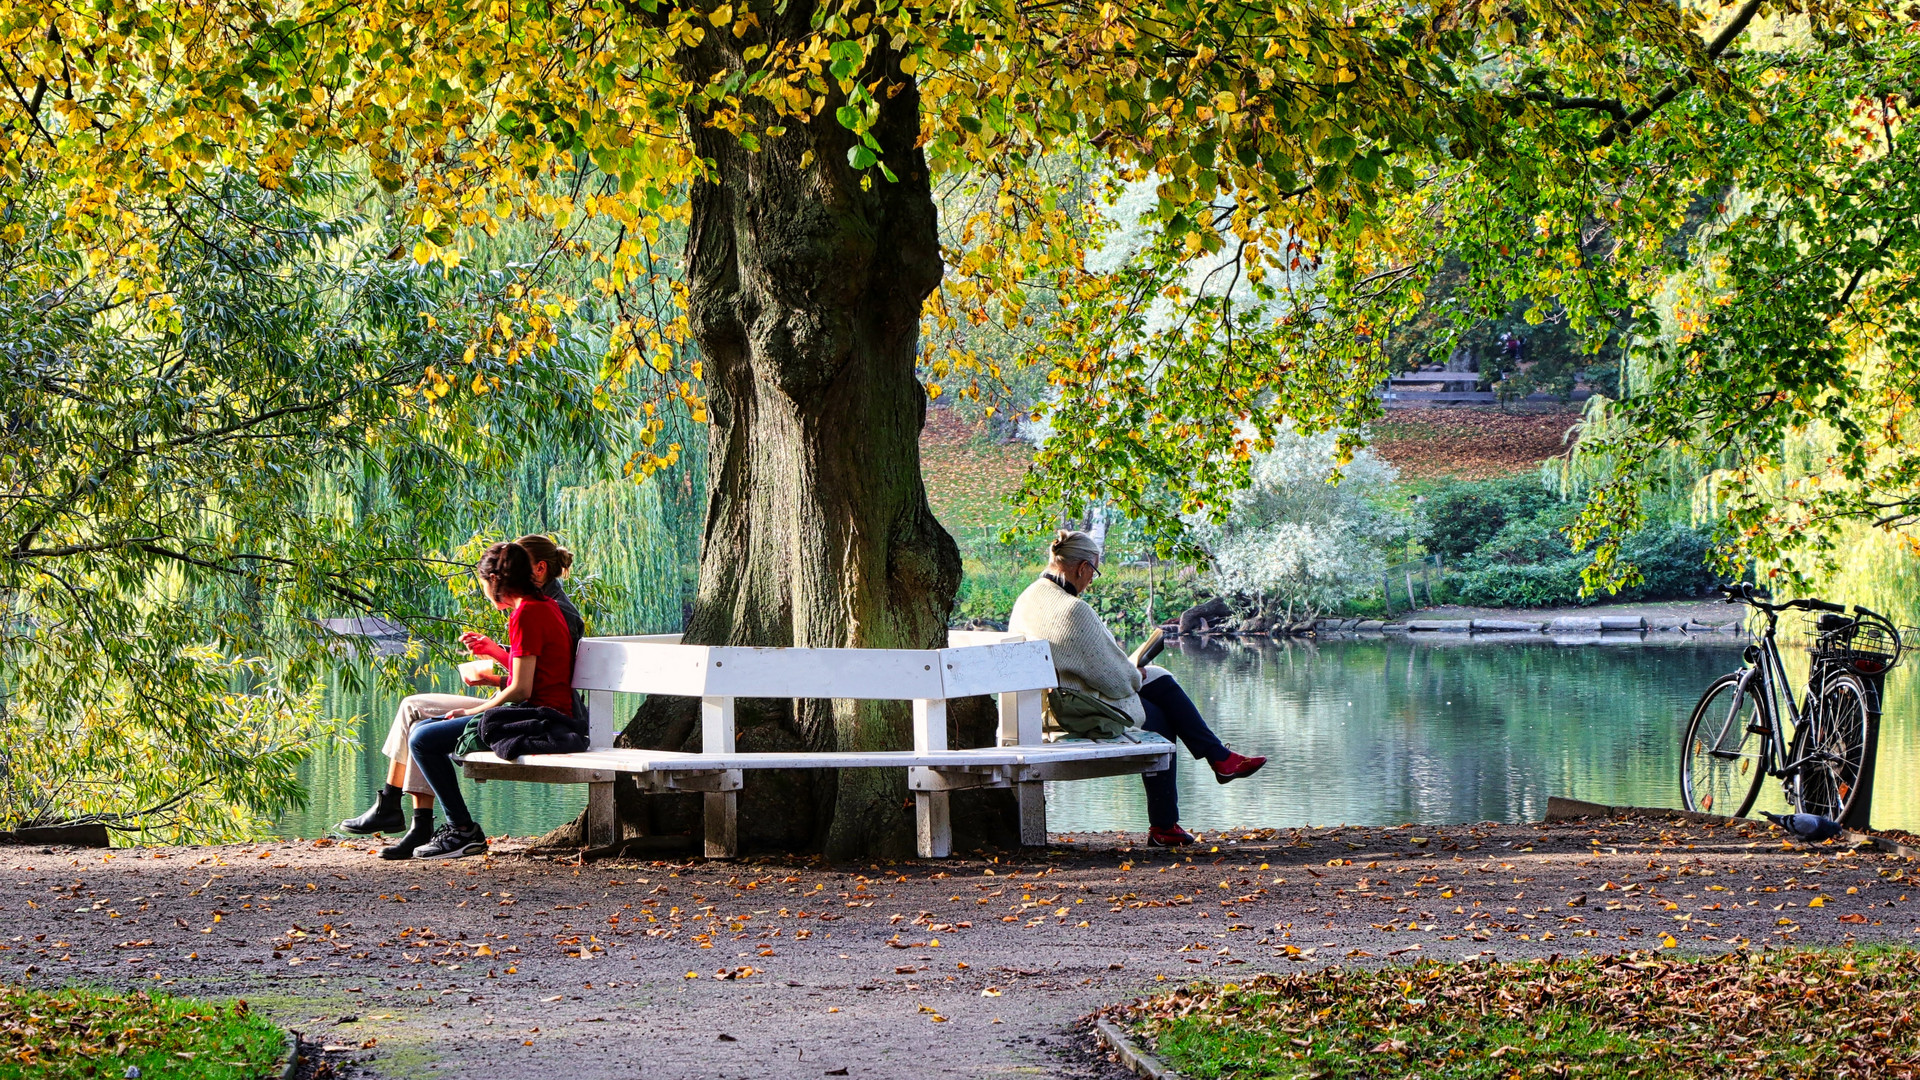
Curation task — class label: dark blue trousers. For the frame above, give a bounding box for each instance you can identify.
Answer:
[1138,675,1230,828]
[410,713,476,827]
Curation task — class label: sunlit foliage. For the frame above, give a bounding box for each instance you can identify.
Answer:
[3,0,1912,837]
[0,164,616,837]
[18,1,1866,557]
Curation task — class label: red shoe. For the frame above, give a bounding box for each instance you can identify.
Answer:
[1147,825,1198,847]
[1212,752,1266,784]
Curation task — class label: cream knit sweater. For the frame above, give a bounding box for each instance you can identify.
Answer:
[1008,574,1145,725]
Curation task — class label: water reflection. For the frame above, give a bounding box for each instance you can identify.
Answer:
[276,664,589,840]
[1048,636,1758,833]
[282,635,1920,840]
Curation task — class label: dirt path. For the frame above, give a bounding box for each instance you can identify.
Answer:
[8,818,1915,1079]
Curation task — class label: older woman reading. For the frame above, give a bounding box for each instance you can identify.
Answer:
[1009,530,1265,847]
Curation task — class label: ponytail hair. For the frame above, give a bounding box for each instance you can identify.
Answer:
[1049,529,1103,568]
[515,534,574,579]
[477,541,540,600]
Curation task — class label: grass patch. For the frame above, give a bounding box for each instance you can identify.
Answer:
[1127,949,1920,1079]
[0,983,284,1079]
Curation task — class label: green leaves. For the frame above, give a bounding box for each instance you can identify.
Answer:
[0,165,629,839]
[828,39,866,81]
[14,0,1912,607]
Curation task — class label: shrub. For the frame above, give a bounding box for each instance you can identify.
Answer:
[1462,515,1576,567]
[1620,524,1721,599]
[1451,560,1587,608]
[1421,475,1563,560]
[1194,426,1410,622]
[1451,524,1722,607]
[954,562,1034,625]
[1084,569,1210,641]
[1208,522,1388,622]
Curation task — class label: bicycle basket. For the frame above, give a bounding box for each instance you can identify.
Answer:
[1807,616,1903,674]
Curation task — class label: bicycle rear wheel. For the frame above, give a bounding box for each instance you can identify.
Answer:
[1792,673,1871,822]
[1681,673,1769,818]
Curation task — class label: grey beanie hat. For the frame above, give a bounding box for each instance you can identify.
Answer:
[1049,529,1103,568]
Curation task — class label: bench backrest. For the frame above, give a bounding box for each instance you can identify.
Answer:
[571,634,1055,700]
[570,633,1057,750]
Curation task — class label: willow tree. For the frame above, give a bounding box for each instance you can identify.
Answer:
[11,0,1876,852]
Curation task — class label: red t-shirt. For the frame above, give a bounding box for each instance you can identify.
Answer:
[509,596,575,716]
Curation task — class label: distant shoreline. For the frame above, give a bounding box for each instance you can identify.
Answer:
[1161,598,1749,642]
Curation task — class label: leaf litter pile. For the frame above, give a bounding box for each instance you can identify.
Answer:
[0,983,283,1079]
[1126,948,1920,1079]
[1368,408,1579,480]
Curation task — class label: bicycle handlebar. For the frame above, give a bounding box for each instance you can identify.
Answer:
[1721,582,1846,615]
[1717,587,1907,666]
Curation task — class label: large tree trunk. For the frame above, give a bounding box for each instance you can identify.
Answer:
[605,4,971,858]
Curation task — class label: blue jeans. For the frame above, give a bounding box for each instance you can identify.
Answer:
[409,714,476,827]
[1139,676,1230,829]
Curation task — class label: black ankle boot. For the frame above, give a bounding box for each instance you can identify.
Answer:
[380,808,436,860]
[338,785,405,835]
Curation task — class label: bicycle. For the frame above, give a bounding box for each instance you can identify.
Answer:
[1680,582,1908,822]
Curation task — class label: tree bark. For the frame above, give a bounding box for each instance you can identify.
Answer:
[607,3,967,858]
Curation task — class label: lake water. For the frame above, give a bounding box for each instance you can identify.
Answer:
[277,636,1920,841]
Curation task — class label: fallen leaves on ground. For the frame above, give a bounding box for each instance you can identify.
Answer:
[1368,407,1580,479]
[1127,948,1920,1079]
[919,409,1029,537]
[0,983,284,1079]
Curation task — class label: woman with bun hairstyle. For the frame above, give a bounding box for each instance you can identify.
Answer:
[337,535,584,857]
[1009,530,1265,847]
[458,536,584,700]
[394,541,579,859]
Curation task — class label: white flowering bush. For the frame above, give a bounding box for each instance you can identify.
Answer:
[1193,426,1407,623]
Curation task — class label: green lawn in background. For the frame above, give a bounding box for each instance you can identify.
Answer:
[1128,948,1919,1079]
[0,983,285,1080]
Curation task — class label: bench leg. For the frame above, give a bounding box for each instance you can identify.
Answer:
[586,781,616,849]
[704,791,737,859]
[915,791,952,858]
[1016,781,1047,847]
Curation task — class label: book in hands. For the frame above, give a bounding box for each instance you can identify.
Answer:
[458,657,499,685]
[1129,627,1166,669]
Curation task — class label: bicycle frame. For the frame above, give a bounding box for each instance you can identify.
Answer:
[1716,590,1900,792]
[1727,604,1807,782]
[1687,582,1908,820]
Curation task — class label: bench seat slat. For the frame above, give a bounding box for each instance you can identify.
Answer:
[493,632,1175,859]
[460,738,1169,776]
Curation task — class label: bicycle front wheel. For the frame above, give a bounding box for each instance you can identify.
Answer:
[1793,673,1871,822]
[1681,672,1768,818]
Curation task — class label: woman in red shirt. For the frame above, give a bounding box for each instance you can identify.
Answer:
[394,541,579,860]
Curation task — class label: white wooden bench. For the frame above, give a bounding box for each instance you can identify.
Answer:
[458,631,1172,858]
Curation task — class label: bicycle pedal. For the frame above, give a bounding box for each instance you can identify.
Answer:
[1746,724,1769,735]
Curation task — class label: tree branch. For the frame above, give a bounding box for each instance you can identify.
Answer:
[1597,0,1764,147]
[1525,92,1628,121]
